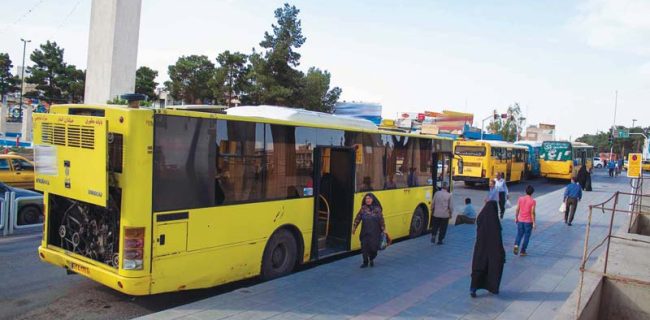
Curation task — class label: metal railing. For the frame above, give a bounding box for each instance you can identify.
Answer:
[575,175,650,318]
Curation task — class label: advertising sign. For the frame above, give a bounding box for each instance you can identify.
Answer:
[628,153,642,178]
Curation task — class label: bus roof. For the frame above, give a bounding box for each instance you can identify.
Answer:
[514,140,542,147]
[227,105,378,130]
[166,105,228,113]
[541,140,593,148]
[456,140,528,150]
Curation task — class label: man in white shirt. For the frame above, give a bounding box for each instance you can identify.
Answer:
[494,173,509,219]
[431,183,453,245]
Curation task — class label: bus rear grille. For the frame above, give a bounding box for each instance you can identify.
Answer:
[40,123,95,149]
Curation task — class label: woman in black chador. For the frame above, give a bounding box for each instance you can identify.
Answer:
[577,165,588,191]
[353,193,386,268]
[470,200,506,297]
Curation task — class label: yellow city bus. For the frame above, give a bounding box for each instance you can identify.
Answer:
[539,141,594,180]
[34,104,454,295]
[452,140,528,186]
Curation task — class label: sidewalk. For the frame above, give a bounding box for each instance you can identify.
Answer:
[140,172,632,320]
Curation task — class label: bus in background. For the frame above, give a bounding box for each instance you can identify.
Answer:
[34,104,453,296]
[540,141,594,180]
[452,140,528,186]
[515,140,542,179]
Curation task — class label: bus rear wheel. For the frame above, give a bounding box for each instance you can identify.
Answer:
[409,207,427,238]
[261,229,297,280]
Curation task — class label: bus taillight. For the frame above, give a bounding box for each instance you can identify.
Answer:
[123,227,144,270]
[481,169,486,178]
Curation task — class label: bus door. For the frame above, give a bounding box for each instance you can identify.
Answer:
[312,147,355,259]
[433,152,452,191]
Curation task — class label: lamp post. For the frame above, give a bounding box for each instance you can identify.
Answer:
[19,38,31,111]
[632,119,637,128]
[481,110,496,140]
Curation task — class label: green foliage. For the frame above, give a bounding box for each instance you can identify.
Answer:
[0,53,19,97]
[300,67,342,113]
[577,126,648,156]
[136,66,159,101]
[165,55,215,104]
[211,51,249,106]
[487,102,525,142]
[107,96,127,105]
[26,41,84,103]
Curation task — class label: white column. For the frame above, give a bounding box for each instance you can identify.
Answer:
[21,107,33,142]
[84,0,142,104]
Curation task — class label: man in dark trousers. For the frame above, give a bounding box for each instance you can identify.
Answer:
[431,183,453,244]
[563,177,583,226]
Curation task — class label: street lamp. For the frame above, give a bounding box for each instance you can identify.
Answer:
[633,119,637,128]
[480,110,496,140]
[19,38,31,111]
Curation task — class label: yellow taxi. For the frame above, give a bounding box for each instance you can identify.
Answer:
[0,154,35,189]
[643,160,650,172]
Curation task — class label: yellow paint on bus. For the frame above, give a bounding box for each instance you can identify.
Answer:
[452,140,528,185]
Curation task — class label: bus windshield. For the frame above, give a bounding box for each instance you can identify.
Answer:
[455,145,486,156]
[541,142,572,161]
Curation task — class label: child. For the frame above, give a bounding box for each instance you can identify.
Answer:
[455,197,476,225]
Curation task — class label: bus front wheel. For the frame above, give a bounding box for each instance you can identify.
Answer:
[261,229,297,280]
[409,206,427,238]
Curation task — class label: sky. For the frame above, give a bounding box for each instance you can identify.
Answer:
[1,0,649,139]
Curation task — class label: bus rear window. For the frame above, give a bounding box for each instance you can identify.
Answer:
[541,142,572,161]
[455,146,486,156]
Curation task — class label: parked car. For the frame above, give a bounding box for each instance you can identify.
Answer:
[644,160,650,172]
[0,181,43,225]
[593,157,604,168]
[0,154,35,189]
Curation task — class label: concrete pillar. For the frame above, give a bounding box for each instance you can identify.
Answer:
[0,96,7,135]
[84,0,142,104]
[21,107,33,142]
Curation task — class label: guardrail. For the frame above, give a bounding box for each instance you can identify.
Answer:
[0,191,44,236]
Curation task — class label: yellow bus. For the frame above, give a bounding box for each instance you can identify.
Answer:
[539,141,594,180]
[34,104,454,295]
[452,140,528,186]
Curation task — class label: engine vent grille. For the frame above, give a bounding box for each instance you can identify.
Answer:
[41,123,95,149]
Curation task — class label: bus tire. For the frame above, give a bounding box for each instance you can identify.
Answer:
[18,205,41,225]
[261,229,297,280]
[409,206,427,238]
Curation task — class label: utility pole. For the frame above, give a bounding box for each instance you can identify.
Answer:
[19,38,31,110]
[609,90,618,162]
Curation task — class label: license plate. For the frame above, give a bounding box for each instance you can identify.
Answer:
[70,262,90,275]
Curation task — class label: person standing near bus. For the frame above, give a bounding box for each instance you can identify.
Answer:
[607,160,616,177]
[431,182,453,245]
[563,177,582,226]
[514,185,536,256]
[353,193,385,268]
[494,173,509,219]
[470,191,505,297]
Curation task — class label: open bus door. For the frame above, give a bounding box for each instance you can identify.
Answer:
[312,147,356,259]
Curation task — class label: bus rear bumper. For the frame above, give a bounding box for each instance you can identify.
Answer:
[38,245,151,296]
[542,173,571,180]
[453,176,488,184]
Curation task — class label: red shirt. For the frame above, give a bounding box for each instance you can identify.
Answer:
[517,195,536,223]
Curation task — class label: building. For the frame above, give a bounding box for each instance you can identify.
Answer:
[525,123,556,141]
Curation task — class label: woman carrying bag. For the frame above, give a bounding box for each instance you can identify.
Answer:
[353,193,386,268]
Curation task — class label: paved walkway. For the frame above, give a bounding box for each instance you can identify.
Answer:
[140,172,632,320]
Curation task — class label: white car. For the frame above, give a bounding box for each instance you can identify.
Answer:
[593,157,604,168]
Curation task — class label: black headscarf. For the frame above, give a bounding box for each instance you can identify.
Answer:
[361,193,383,211]
[577,165,588,189]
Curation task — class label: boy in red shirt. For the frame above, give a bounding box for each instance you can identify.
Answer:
[514,185,536,256]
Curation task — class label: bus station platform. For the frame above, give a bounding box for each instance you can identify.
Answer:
[140,173,634,320]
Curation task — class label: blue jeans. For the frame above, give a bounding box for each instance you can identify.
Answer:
[515,222,533,252]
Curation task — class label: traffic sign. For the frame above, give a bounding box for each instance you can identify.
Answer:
[614,128,629,138]
[627,153,642,178]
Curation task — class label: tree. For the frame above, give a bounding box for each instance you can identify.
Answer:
[25,41,84,103]
[0,53,19,99]
[210,51,249,106]
[577,126,649,157]
[136,66,159,101]
[165,55,215,104]
[487,103,525,142]
[300,67,341,112]
[257,3,307,106]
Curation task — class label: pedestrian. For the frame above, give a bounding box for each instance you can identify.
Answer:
[585,167,593,191]
[470,194,506,298]
[455,197,476,225]
[431,182,453,245]
[563,176,583,226]
[607,160,616,177]
[352,193,385,268]
[617,158,624,176]
[485,179,499,203]
[494,173,509,219]
[514,185,537,256]
[577,165,588,190]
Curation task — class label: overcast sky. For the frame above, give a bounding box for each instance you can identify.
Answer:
[1,0,649,139]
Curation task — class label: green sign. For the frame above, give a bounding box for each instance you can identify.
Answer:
[541,141,572,161]
[615,128,629,138]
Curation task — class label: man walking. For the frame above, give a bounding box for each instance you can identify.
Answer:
[563,177,582,226]
[607,160,616,177]
[494,173,509,219]
[431,182,453,245]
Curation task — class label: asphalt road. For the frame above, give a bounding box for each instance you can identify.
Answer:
[0,171,606,320]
